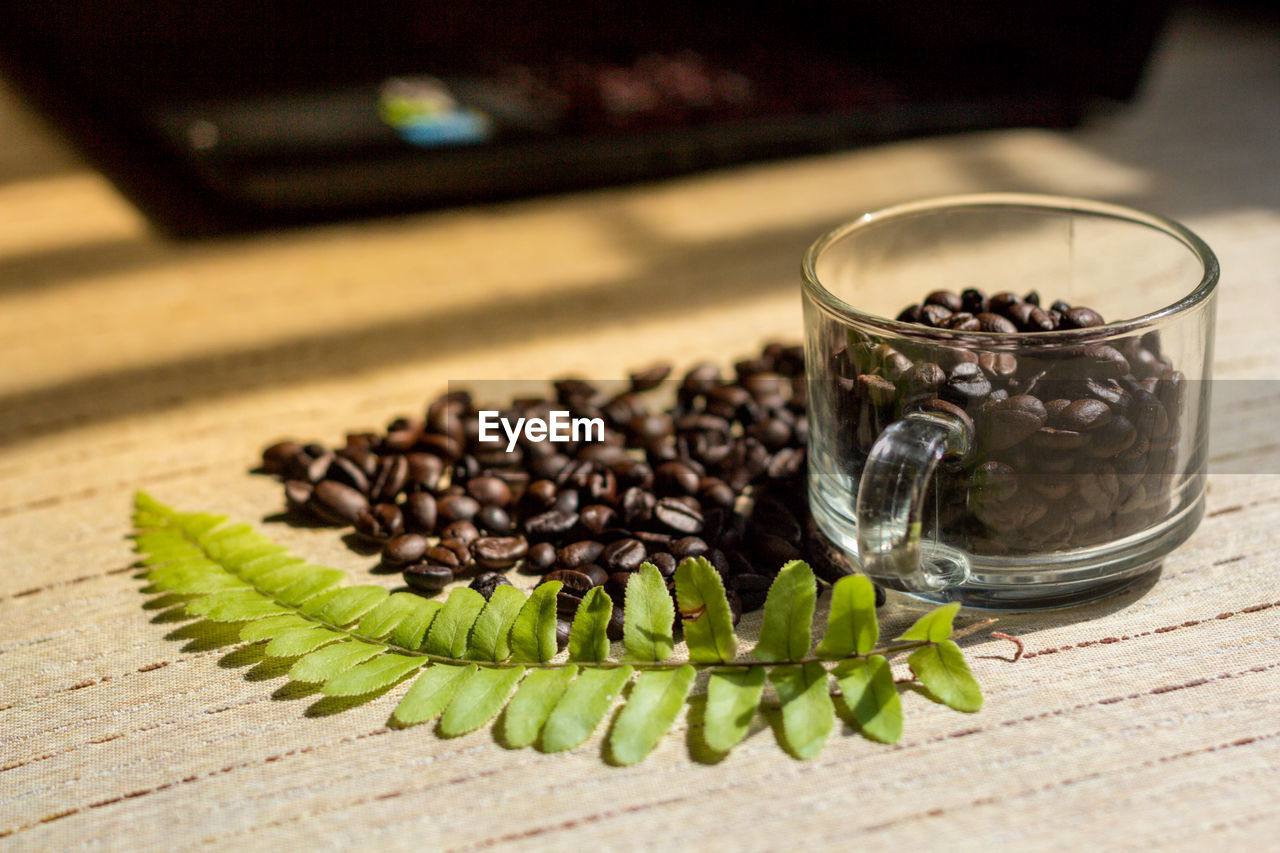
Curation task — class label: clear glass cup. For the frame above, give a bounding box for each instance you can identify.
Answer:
[802,194,1219,608]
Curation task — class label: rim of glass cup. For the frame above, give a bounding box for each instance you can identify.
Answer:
[801,193,1220,344]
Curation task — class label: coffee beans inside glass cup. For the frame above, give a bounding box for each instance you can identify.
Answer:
[803,194,1218,608]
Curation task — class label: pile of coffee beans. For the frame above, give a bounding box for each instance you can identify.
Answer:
[832,288,1186,553]
[259,343,874,650]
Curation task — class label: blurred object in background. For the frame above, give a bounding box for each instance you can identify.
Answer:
[0,0,1171,235]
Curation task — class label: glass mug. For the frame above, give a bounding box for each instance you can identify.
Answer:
[803,194,1218,608]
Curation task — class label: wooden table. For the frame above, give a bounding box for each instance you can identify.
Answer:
[3,10,1279,849]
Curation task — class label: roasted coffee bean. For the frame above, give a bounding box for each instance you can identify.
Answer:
[528,452,570,480]
[896,304,925,324]
[402,491,438,534]
[988,291,1022,315]
[558,540,605,569]
[466,476,512,507]
[437,494,480,525]
[555,618,572,651]
[309,480,370,525]
[753,532,803,565]
[857,374,897,407]
[469,571,512,600]
[1081,345,1130,379]
[425,544,461,569]
[751,496,803,543]
[1058,398,1113,432]
[284,479,313,511]
[654,461,700,496]
[580,564,609,587]
[524,541,557,574]
[403,563,454,593]
[649,552,678,576]
[981,395,1047,450]
[383,533,429,566]
[653,497,705,535]
[734,573,772,611]
[441,520,480,546]
[405,453,444,490]
[470,535,528,570]
[978,351,1018,380]
[524,508,579,538]
[1030,427,1086,451]
[544,568,595,596]
[600,538,646,572]
[578,504,617,536]
[620,487,656,525]
[925,289,963,311]
[1061,307,1105,329]
[1079,463,1121,513]
[974,460,1019,501]
[946,362,993,401]
[672,536,709,559]
[475,505,513,534]
[942,312,981,331]
[261,441,304,475]
[1008,302,1055,332]
[906,362,947,394]
[961,288,988,314]
[629,362,672,392]
[920,303,954,326]
[977,312,1018,333]
[698,477,737,509]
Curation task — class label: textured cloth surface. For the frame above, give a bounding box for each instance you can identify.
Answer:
[3,11,1279,850]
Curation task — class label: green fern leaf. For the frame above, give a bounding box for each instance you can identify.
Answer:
[239,613,313,642]
[356,592,435,641]
[814,574,879,658]
[908,639,983,712]
[898,602,960,642]
[540,666,633,752]
[753,559,815,662]
[673,557,737,663]
[702,666,765,753]
[770,662,834,760]
[568,587,612,662]
[833,655,902,744]
[322,654,425,696]
[388,599,441,651]
[608,665,695,765]
[623,564,674,662]
[310,585,390,626]
[265,626,345,658]
[289,639,383,682]
[393,664,476,725]
[499,665,579,748]
[272,569,348,606]
[509,580,561,663]
[438,667,525,737]
[423,587,487,658]
[465,585,526,661]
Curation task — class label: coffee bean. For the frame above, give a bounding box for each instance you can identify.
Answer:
[977,312,1018,333]
[620,487,656,525]
[672,536,709,559]
[472,536,529,570]
[383,533,428,566]
[946,362,992,402]
[441,520,480,546]
[630,362,672,392]
[403,563,454,593]
[654,461,700,495]
[402,492,438,534]
[1030,427,1086,451]
[906,363,947,394]
[544,569,594,596]
[600,538,646,572]
[475,505,513,534]
[920,304,954,326]
[653,497,705,535]
[1059,398,1113,432]
[978,351,1018,380]
[425,545,461,569]
[577,504,617,536]
[648,552,677,576]
[1008,302,1055,332]
[1081,345,1130,379]
[524,509,579,538]
[580,564,609,587]
[961,288,988,314]
[974,460,1018,501]
[524,541,557,574]
[261,441,304,475]
[942,312,981,331]
[284,479,313,511]
[1061,307,1105,329]
[466,476,512,507]
[555,618,572,651]
[558,540,605,569]
[897,304,925,323]
[925,290,963,311]
[469,571,512,600]
[308,480,370,525]
[437,494,480,525]
[981,395,1046,450]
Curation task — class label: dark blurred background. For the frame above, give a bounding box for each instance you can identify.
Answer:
[0,1,1181,234]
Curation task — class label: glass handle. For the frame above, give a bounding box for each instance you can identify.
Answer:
[856,411,973,593]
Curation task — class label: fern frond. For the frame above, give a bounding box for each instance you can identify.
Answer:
[133,492,990,764]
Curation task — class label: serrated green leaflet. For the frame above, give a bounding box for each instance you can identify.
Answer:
[265,626,344,658]
[673,557,736,663]
[133,492,990,765]
[357,592,433,641]
[323,654,424,696]
[608,666,695,765]
[703,666,766,753]
[753,559,815,662]
[908,639,983,712]
[509,580,561,663]
[770,663,834,760]
[568,587,612,662]
[423,587,487,658]
[388,599,441,650]
[834,655,902,743]
[898,602,960,643]
[541,666,633,752]
[465,585,526,661]
[393,664,475,725]
[289,639,383,683]
[439,667,524,737]
[815,575,879,658]
[623,564,674,662]
[500,665,579,748]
